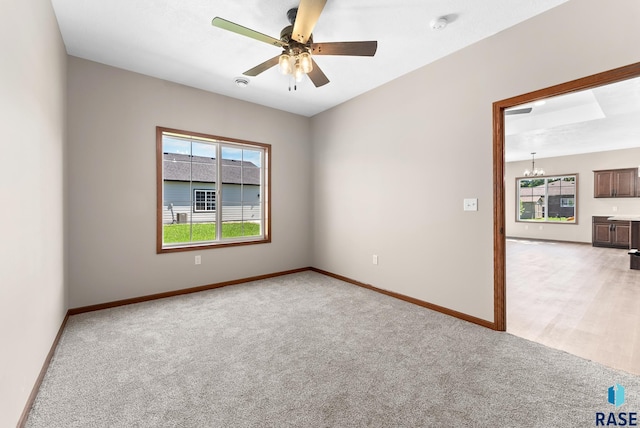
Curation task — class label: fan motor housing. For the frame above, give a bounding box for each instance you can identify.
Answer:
[280,25,294,43]
[287,8,297,25]
[282,8,312,47]
[280,26,311,53]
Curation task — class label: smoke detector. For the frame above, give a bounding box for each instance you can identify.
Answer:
[234,77,249,88]
[430,17,448,31]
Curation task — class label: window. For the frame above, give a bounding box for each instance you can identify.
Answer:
[560,197,574,208]
[517,174,577,223]
[157,127,270,253]
[194,189,216,212]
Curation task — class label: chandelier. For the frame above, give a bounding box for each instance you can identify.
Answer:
[524,152,544,177]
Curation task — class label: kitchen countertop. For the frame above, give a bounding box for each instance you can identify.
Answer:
[607,215,640,221]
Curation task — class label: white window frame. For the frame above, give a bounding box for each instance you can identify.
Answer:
[560,197,574,208]
[516,174,578,224]
[193,189,216,212]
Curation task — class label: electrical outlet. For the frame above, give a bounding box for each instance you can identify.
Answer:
[372,254,378,265]
[195,255,201,265]
[613,206,618,212]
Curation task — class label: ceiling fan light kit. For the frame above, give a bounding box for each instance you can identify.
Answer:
[211,0,378,89]
[279,51,313,82]
[506,106,533,116]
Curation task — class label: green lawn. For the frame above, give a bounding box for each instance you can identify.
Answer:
[521,217,574,222]
[163,222,260,243]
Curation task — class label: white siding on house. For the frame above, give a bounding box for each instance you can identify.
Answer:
[163,181,261,224]
[221,183,262,223]
[163,181,216,224]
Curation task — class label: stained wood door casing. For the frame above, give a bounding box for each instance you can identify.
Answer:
[494,62,640,332]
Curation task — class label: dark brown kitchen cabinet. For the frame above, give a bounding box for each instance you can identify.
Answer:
[593,168,638,198]
[592,216,631,248]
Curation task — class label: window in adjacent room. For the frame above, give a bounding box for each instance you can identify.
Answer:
[157,127,270,253]
[517,174,577,223]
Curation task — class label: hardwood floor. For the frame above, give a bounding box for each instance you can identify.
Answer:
[506,238,640,375]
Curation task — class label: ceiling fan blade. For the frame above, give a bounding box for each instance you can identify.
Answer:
[307,59,329,87]
[505,107,533,116]
[311,41,378,56]
[292,0,327,44]
[212,17,286,48]
[243,55,281,77]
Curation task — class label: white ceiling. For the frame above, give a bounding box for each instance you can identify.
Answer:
[51,0,638,159]
[505,76,640,162]
[51,0,568,117]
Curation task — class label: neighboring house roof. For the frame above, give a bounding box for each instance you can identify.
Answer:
[163,153,260,185]
[520,180,575,197]
[546,180,576,196]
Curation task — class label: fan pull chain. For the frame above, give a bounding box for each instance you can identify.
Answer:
[288,75,297,92]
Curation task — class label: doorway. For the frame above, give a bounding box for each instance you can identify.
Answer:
[493,62,640,371]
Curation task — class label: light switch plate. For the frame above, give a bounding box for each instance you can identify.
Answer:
[463,198,478,211]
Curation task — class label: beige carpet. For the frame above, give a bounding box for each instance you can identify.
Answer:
[26,271,640,427]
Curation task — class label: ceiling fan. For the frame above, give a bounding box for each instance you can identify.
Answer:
[505,107,533,116]
[211,0,378,88]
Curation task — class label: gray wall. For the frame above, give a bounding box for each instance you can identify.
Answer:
[506,148,640,242]
[0,0,67,425]
[67,57,312,308]
[310,0,640,322]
